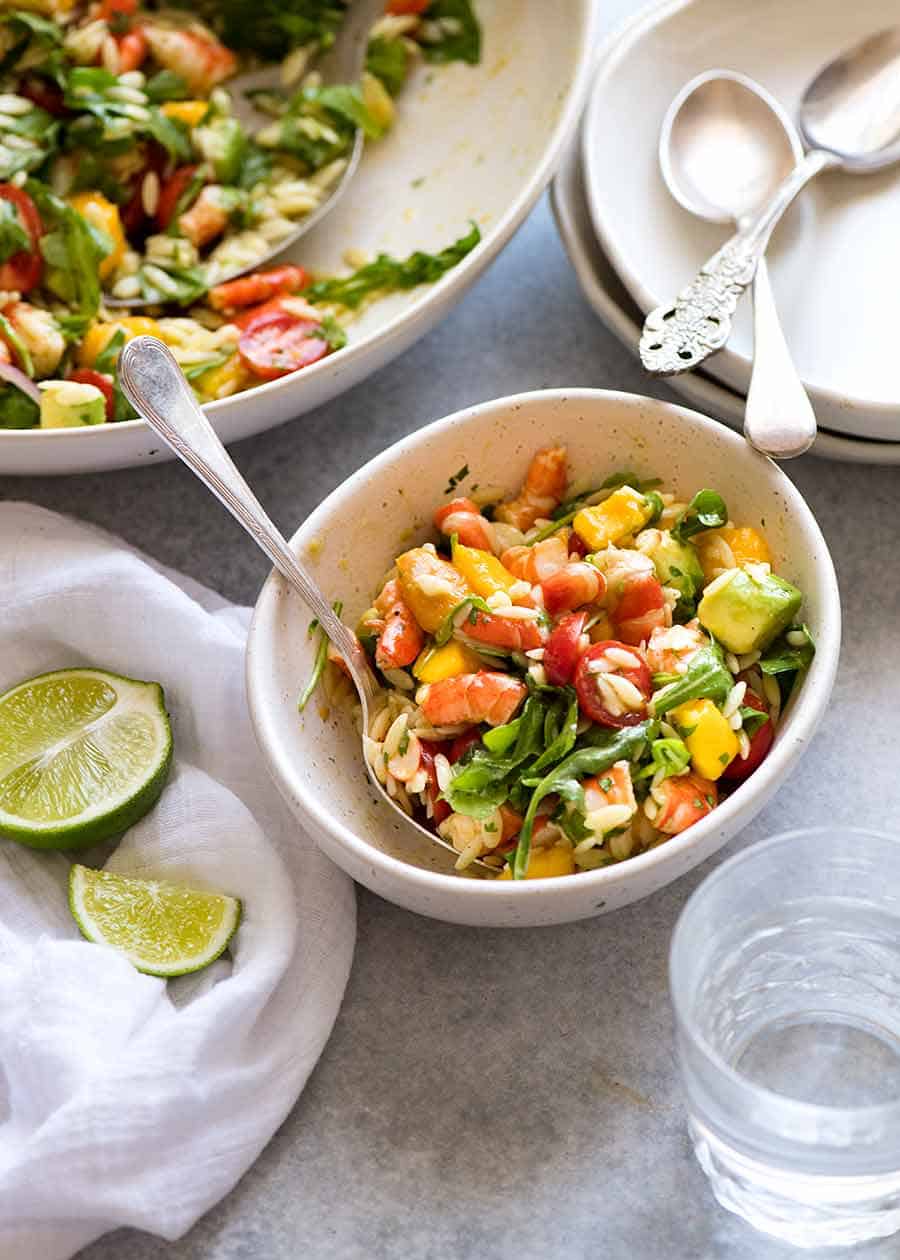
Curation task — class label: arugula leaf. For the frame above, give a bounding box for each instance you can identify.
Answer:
[650,644,732,715]
[366,36,408,96]
[600,469,662,492]
[0,384,38,428]
[0,200,29,265]
[0,312,33,377]
[143,70,190,104]
[27,182,105,333]
[210,0,346,61]
[298,599,343,711]
[433,594,492,647]
[420,0,481,65]
[759,624,815,676]
[739,706,770,738]
[634,737,691,781]
[672,489,728,543]
[140,262,208,306]
[303,221,480,309]
[528,691,579,776]
[512,721,657,878]
[442,693,547,819]
[308,83,385,139]
[237,140,272,190]
[144,107,191,163]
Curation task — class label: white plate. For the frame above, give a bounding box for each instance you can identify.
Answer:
[550,127,900,465]
[0,0,598,476]
[581,0,900,442]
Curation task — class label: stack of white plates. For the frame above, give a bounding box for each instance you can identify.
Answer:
[552,0,900,464]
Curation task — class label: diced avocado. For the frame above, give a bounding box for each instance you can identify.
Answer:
[644,531,704,612]
[39,380,106,429]
[194,117,245,184]
[698,565,802,654]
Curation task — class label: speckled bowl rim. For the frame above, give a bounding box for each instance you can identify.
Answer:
[246,388,841,908]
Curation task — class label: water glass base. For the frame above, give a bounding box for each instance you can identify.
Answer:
[689,1118,900,1248]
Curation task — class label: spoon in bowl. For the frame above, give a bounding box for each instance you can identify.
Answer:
[118,335,494,874]
[641,26,900,377]
[659,70,817,458]
[106,0,382,308]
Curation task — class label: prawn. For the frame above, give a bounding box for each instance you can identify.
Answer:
[3,302,65,378]
[645,621,707,676]
[540,562,604,615]
[373,578,425,670]
[583,763,636,813]
[501,535,568,583]
[420,670,526,727]
[433,497,496,553]
[208,265,309,313]
[458,609,545,652]
[494,446,568,532]
[592,547,669,645]
[141,22,237,94]
[651,773,717,835]
[178,186,229,249]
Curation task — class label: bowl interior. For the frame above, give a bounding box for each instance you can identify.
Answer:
[249,390,840,900]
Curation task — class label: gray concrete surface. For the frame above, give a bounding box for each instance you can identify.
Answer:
[3,2,898,1256]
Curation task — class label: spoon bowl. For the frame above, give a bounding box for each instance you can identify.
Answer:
[106,0,381,308]
[118,335,492,873]
[661,70,802,225]
[800,26,900,167]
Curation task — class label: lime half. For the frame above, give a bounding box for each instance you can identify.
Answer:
[0,668,172,850]
[70,864,241,977]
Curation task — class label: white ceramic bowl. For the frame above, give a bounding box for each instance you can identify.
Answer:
[0,0,597,476]
[246,389,841,927]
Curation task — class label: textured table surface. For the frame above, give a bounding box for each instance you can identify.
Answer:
[3,2,899,1257]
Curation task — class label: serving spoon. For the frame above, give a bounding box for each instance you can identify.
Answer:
[107,0,382,307]
[659,70,816,458]
[118,335,493,874]
[641,26,900,376]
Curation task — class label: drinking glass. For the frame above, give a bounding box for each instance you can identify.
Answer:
[670,827,900,1247]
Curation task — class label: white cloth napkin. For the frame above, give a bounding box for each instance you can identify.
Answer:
[0,502,356,1260]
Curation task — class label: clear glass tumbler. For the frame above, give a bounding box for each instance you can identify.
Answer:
[670,828,900,1248]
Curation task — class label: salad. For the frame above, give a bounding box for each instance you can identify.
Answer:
[0,0,482,429]
[310,447,814,880]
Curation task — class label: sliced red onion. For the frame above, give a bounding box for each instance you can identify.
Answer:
[0,361,40,405]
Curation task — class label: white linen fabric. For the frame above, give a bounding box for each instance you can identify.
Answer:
[0,502,356,1260]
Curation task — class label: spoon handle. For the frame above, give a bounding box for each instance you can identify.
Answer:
[744,259,817,458]
[640,149,834,374]
[119,336,378,701]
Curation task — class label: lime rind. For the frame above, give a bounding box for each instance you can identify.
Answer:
[0,668,172,850]
[69,864,242,978]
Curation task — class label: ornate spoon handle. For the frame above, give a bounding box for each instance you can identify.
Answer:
[640,150,834,375]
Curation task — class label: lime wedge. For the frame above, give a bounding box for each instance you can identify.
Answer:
[69,864,241,977]
[0,668,172,850]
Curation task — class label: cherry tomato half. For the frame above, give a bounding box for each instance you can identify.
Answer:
[544,610,588,687]
[386,0,430,12]
[0,186,42,294]
[721,689,774,781]
[574,639,652,728]
[448,728,481,764]
[612,571,667,646]
[67,369,115,422]
[156,165,199,231]
[238,307,329,381]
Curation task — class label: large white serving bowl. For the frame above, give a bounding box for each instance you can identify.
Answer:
[0,0,597,476]
[246,389,840,928]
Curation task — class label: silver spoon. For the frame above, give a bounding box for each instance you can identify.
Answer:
[659,70,816,458]
[106,0,381,308]
[641,26,900,377]
[118,335,492,874]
